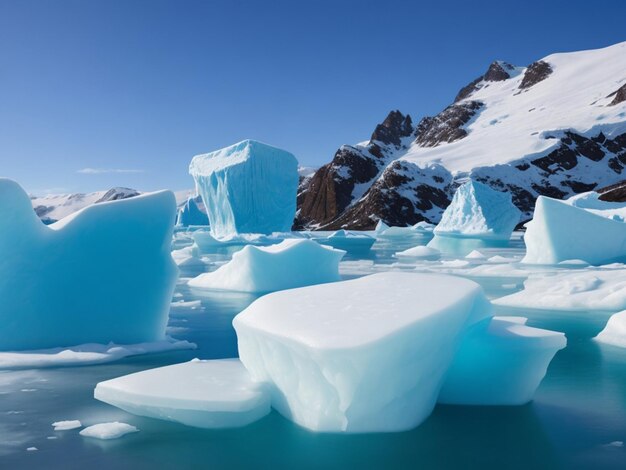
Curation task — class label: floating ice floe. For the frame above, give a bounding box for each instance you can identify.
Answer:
[0,179,178,351]
[494,268,626,311]
[0,339,195,370]
[433,181,521,241]
[595,311,626,347]
[188,239,345,293]
[176,196,209,227]
[438,316,566,405]
[395,245,441,260]
[52,420,82,431]
[523,194,626,265]
[189,140,299,239]
[312,230,376,254]
[466,250,487,260]
[233,272,564,433]
[95,359,270,429]
[79,422,139,440]
[375,220,434,239]
[171,244,207,268]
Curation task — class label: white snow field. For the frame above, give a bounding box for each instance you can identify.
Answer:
[0,179,179,351]
[189,140,299,238]
[95,359,271,429]
[595,311,626,348]
[433,181,521,240]
[188,239,345,293]
[523,194,626,265]
[438,317,566,405]
[494,267,626,311]
[232,271,561,433]
[79,422,139,440]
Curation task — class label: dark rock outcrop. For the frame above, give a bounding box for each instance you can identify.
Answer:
[370,110,413,147]
[414,101,483,147]
[519,61,552,89]
[95,187,140,203]
[454,61,515,102]
[608,84,626,106]
[598,180,626,202]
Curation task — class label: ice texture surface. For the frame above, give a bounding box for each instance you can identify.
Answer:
[188,239,344,293]
[433,181,521,240]
[233,272,492,432]
[438,317,566,405]
[79,422,139,440]
[189,140,298,238]
[176,196,209,226]
[95,359,270,429]
[0,179,178,351]
[523,195,626,265]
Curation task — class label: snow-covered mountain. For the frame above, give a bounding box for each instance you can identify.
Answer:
[297,42,626,229]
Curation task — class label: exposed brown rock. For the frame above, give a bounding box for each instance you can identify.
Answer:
[608,84,626,106]
[598,180,626,202]
[519,60,552,89]
[415,101,483,147]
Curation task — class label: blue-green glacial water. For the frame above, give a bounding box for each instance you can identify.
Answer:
[1,231,625,469]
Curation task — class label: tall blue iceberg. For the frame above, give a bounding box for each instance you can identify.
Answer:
[189,140,299,238]
[176,196,209,227]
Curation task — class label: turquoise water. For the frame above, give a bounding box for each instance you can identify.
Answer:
[1,232,626,469]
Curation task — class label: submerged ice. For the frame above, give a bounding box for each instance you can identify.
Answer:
[189,140,299,238]
[0,179,178,351]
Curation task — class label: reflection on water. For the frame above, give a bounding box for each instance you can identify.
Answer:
[1,233,626,469]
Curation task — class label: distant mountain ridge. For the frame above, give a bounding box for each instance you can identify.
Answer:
[297,41,626,230]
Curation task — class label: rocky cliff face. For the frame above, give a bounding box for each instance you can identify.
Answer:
[296,42,626,229]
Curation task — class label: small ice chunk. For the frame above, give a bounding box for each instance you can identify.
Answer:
[26,447,38,452]
[95,359,270,429]
[79,422,139,440]
[188,239,345,293]
[595,311,626,348]
[466,250,487,260]
[52,420,82,431]
[395,245,441,260]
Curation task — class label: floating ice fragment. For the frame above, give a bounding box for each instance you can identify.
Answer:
[79,422,139,440]
[52,420,82,431]
[396,245,441,260]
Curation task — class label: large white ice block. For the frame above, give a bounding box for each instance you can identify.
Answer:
[188,239,345,293]
[434,181,520,240]
[189,140,299,238]
[438,317,566,405]
[0,179,178,351]
[95,359,270,429]
[523,195,626,265]
[233,272,492,433]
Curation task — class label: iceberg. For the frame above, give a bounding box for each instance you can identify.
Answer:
[233,272,493,432]
[188,239,345,293]
[0,179,178,351]
[438,317,566,405]
[395,245,441,260]
[494,268,626,311]
[433,181,521,241]
[189,140,299,238]
[523,195,626,265]
[95,359,270,429]
[176,196,209,227]
[312,230,376,254]
[79,422,139,440]
[595,310,626,348]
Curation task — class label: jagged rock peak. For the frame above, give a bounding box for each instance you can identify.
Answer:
[95,187,140,203]
[519,60,552,89]
[609,83,626,106]
[415,101,483,147]
[483,61,515,81]
[370,110,414,147]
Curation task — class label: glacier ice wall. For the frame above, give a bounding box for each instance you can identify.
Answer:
[0,178,178,351]
[189,140,298,238]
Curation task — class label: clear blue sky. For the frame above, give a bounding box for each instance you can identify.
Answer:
[1,0,625,194]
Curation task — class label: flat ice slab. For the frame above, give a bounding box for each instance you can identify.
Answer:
[523,195,626,265]
[95,359,270,429]
[233,272,492,432]
[434,181,520,240]
[438,317,566,405]
[494,268,626,311]
[313,230,376,254]
[595,310,626,348]
[0,178,178,351]
[188,239,345,293]
[189,140,299,238]
[79,422,139,440]
[396,245,441,260]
